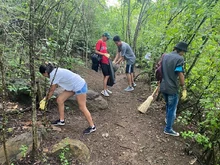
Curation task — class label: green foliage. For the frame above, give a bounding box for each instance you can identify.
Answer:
[59,57,85,70]
[59,147,70,165]
[177,112,191,125]
[7,127,14,133]
[182,131,212,149]
[19,145,28,157]
[7,84,30,95]
[0,0,220,164]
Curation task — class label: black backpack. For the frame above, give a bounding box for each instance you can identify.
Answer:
[91,53,102,64]
[91,41,103,64]
[155,54,165,82]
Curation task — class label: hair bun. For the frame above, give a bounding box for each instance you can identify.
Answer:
[46,62,55,74]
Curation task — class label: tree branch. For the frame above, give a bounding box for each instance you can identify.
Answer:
[38,0,62,30]
[63,0,85,53]
[187,16,207,46]
[186,36,209,78]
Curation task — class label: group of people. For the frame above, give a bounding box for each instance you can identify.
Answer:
[39,32,188,137]
[95,33,137,96]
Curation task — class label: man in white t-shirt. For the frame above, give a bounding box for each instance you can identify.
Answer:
[39,64,96,134]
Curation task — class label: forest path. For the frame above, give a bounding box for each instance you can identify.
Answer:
[64,66,198,165]
[13,66,198,164]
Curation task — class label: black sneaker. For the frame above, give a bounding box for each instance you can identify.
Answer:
[83,126,96,134]
[51,119,65,126]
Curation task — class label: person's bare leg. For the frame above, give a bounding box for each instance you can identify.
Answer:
[126,73,132,87]
[103,75,110,90]
[76,93,94,127]
[131,72,134,84]
[56,91,74,120]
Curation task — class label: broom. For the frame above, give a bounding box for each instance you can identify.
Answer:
[138,86,159,113]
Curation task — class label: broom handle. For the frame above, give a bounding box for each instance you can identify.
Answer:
[151,86,159,97]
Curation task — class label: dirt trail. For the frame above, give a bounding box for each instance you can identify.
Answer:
[64,66,197,165]
[10,66,198,165]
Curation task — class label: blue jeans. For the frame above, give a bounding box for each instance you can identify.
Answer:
[163,93,179,132]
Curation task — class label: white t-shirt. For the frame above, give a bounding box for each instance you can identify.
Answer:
[49,68,85,92]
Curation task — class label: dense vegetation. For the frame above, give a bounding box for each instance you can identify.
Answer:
[0,0,219,164]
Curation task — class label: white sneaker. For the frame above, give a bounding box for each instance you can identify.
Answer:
[101,90,109,97]
[106,89,112,94]
[132,82,137,87]
[124,86,134,92]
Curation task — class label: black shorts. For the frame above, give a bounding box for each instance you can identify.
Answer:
[101,63,110,76]
[126,64,134,73]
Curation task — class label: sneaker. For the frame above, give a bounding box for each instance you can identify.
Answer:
[164,130,179,137]
[51,119,65,126]
[124,86,134,92]
[132,82,137,87]
[101,90,109,97]
[106,89,112,94]
[83,126,96,134]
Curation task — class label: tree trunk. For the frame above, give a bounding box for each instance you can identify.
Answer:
[121,0,126,39]
[85,39,88,67]
[0,48,10,165]
[63,0,85,55]
[81,3,89,67]
[55,6,63,58]
[126,0,131,44]
[132,1,148,55]
[29,0,38,159]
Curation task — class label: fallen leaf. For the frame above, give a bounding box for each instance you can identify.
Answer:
[51,125,62,132]
[21,121,32,126]
[43,148,49,153]
[20,121,42,126]
[22,126,31,130]
[189,157,197,164]
[13,104,18,109]
[36,121,43,126]
[33,160,41,164]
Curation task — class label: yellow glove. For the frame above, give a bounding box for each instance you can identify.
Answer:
[104,53,110,58]
[181,89,187,100]
[39,98,46,110]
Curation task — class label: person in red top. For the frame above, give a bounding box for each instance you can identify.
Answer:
[95,32,111,97]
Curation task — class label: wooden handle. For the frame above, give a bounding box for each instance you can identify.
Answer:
[151,86,159,97]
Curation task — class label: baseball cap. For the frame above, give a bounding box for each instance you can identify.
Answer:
[103,32,111,39]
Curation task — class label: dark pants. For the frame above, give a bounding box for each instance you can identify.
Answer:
[101,63,110,76]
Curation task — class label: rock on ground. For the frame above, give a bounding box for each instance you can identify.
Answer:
[54,87,108,111]
[0,131,42,164]
[50,137,90,163]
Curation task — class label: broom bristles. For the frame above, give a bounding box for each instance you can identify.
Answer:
[138,96,153,113]
[138,86,159,114]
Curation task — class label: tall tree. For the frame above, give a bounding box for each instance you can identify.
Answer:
[132,0,149,54]
[29,0,38,159]
[126,0,131,44]
[0,33,10,165]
